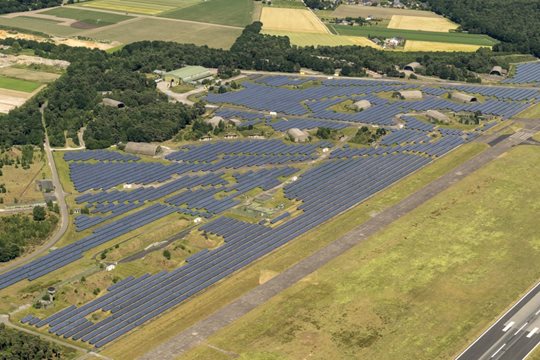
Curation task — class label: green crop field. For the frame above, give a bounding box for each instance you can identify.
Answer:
[179,144,540,360]
[89,18,242,48]
[331,24,498,46]
[0,16,82,36]
[263,30,377,48]
[78,0,196,15]
[264,0,306,9]
[0,76,41,92]
[42,7,133,27]
[161,0,254,27]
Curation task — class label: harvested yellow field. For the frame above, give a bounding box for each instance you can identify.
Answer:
[263,30,379,48]
[404,40,488,52]
[388,15,458,32]
[260,7,330,34]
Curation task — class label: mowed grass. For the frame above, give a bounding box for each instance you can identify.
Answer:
[332,24,498,46]
[42,7,132,26]
[0,76,41,92]
[0,66,60,83]
[261,7,330,34]
[79,0,182,15]
[263,30,379,48]
[0,16,81,36]
[179,145,540,360]
[101,142,487,359]
[161,0,254,27]
[516,102,540,119]
[89,18,242,49]
[388,15,458,32]
[264,0,306,9]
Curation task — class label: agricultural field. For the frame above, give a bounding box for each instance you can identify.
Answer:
[0,16,81,37]
[41,7,133,28]
[88,17,242,49]
[404,40,487,52]
[331,25,497,46]
[330,4,442,19]
[264,0,306,9]
[388,15,458,32]
[263,30,378,48]
[78,0,190,15]
[160,0,254,27]
[0,76,40,92]
[179,144,540,360]
[261,7,330,34]
[0,66,60,83]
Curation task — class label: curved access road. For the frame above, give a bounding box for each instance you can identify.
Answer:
[139,123,540,360]
[0,105,69,274]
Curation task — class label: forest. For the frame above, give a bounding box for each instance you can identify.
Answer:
[0,323,69,359]
[0,212,58,262]
[0,0,61,14]
[0,21,519,149]
[423,0,540,57]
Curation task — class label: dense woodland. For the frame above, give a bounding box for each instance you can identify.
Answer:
[423,0,540,57]
[0,21,521,149]
[0,212,58,262]
[0,0,61,14]
[0,323,67,359]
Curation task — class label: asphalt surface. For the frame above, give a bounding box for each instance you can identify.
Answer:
[0,105,69,274]
[139,125,539,359]
[456,282,540,360]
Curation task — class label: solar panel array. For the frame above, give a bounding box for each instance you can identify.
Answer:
[503,62,540,84]
[13,74,537,347]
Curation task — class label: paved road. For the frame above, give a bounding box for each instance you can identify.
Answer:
[139,124,540,359]
[456,282,540,360]
[0,105,69,273]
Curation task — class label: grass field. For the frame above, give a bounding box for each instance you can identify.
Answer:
[261,7,330,34]
[331,24,498,46]
[404,40,487,52]
[89,17,242,49]
[0,67,60,83]
[0,16,81,37]
[179,144,540,360]
[264,0,306,9]
[78,0,186,15]
[388,15,458,32]
[0,76,41,92]
[330,5,441,19]
[42,7,132,27]
[263,30,378,48]
[516,102,540,119]
[161,0,253,27]
[101,143,488,359]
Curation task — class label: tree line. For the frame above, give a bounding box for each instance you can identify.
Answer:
[422,0,540,57]
[0,0,61,14]
[0,22,520,149]
[0,323,68,359]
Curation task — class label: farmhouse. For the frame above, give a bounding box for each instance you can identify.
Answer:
[426,109,450,123]
[287,128,309,143]
[125,142,161,156]
[353,99,372,111]
[395,90,423,100]
[164,66,212,86]
[451,92,478,103]
[403,62,422,72]
[102,98,125,109]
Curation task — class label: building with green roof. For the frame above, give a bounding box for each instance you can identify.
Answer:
[163,66,213,86]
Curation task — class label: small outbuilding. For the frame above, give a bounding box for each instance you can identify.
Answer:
[426,110,450,123]
[287,128,309,143]
[124,142,161,156]
[451,92,478,103]
[403,62,422,72]
[353,99,372,111]
[395,90,423,100]
[228,118,242,127]
[164,66,212,86]
[102,98,125,109]
[36,179,54,193]
[489,66,507,76]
